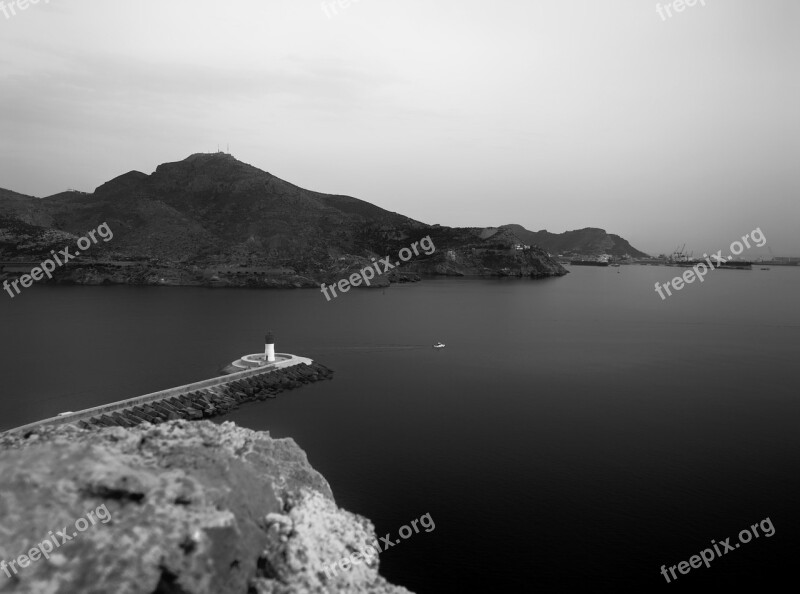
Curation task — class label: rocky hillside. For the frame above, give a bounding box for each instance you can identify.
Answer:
[494,224,649,258]
[0,154,566,288]
[0,420,412,594]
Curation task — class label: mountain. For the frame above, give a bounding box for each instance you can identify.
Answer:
[494,224,649,258]
[0,153,567,288]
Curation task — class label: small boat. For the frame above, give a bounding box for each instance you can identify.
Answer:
[433,342,446,349]
[761,267,770,270]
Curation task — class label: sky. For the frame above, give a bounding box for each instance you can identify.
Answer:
[1,0,798,256]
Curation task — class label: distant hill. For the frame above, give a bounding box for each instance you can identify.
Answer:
[493,224,649,258]
[0,153,567,288]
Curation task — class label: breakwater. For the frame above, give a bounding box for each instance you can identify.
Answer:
[3,356,333,437]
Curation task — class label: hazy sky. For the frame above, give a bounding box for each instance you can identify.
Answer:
[1,0,798,256]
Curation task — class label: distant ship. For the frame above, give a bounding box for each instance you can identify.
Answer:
[671,259,752,270]
[667,244,753,270]
[570,260,610,267]
[667,244,694,266]
[757,260,799,266]
[717,260,752,270]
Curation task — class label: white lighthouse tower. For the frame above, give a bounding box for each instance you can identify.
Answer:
[265,331,276,363]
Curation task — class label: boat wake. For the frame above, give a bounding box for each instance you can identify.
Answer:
[303,345,432,353]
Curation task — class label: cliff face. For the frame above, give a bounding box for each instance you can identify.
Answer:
[0,421,411,594]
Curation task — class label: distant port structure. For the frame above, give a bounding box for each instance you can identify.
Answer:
[2,332,332,437]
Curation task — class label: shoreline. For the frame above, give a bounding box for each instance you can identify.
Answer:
[0,266,568,292]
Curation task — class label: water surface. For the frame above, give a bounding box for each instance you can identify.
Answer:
[2,266,799,590]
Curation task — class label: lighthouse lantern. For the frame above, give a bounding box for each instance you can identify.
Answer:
[265,331,276,363]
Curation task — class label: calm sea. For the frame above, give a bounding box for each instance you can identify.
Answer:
[2,266,799,591]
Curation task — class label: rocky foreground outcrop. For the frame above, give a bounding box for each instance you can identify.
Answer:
[0,421,411,594]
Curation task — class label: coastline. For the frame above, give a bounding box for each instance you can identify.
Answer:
[0,262,568,291]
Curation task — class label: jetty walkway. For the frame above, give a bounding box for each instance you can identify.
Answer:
[3,354,333,437]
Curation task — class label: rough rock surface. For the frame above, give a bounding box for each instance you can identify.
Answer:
[0,421,411,594]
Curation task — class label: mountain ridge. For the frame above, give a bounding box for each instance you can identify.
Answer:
[0,153,647,288]
[495,224,649,258]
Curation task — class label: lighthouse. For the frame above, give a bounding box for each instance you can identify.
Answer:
[265,331,276,363]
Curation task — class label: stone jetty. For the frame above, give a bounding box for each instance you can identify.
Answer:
[3,358,334,437]
[77,362,333,430]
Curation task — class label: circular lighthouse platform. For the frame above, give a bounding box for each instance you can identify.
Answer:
[221,352,293,375]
